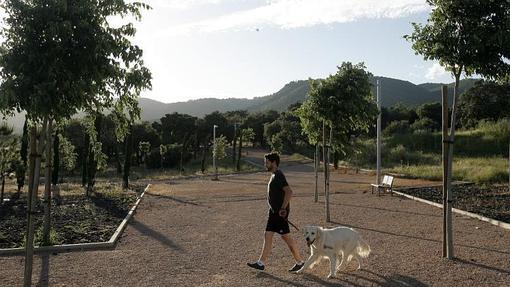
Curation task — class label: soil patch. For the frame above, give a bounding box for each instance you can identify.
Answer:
[397,184,510,223]
[0,183,141,248]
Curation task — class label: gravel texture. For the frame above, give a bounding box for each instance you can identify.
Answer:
[1,157,509,286]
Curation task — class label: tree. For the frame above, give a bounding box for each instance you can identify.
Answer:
[224,110,248,164]
[298,62,377,222]
[0,0,152,284]
[237,128,255,171]
[405,0,510,259]
[458,81,510,128]
[416,102,442,131]
[138,141,151,168]
[56,133,77,180]
[213,135,228,161]
[264,107,307,154]
[298,62,377,155]
[160,113,197,173]
[245,111,279,147]
[201,112,229,172]
[0,123,18,205]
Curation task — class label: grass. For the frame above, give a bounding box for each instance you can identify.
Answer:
[388,156,509,183]
[128,156,261,180]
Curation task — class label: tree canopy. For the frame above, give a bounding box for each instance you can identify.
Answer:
[298,62,378,153]
[0,0,152,126]
[405,0,510,81]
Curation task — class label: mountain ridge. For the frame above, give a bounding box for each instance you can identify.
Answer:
[3,76,478,133]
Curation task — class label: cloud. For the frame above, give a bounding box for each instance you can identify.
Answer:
[167,0,430,35]
[147,0,229,10]
[425,62,450,81]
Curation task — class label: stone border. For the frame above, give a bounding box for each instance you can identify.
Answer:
[392,189,510,231]
[0,184,151,256]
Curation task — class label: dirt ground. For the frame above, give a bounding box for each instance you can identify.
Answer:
[1,154,510,286]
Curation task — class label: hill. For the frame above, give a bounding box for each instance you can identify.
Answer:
[3,76,478,133]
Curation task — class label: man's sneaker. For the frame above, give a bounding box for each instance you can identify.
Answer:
[247,262,265,271]
[288,262,304,272]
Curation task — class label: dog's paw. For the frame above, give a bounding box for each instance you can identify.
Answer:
[326,274,335,279]
[295,268,304,274]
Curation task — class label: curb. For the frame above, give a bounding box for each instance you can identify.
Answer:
[392,189,510,231]
[0,184,151,256]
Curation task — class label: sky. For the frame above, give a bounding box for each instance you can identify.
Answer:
[1,0,457,104]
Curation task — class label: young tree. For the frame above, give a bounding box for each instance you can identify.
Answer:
[298,62,377,222]
[405,0,510,259]
[213,135,228,161]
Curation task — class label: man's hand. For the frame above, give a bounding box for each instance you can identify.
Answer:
[279,209,287,218]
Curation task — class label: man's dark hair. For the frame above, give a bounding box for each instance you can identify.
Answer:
[264,152,280,166]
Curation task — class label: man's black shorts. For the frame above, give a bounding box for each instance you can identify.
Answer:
[265,210,290,235]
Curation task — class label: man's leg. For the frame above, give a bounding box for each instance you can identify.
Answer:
[259,231,274,263]
[281,233,303,262]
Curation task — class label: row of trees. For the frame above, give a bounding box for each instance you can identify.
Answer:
[381,79,510,135]
[0,0,153,285]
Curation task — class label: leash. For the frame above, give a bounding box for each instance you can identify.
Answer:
[286,219,300,231]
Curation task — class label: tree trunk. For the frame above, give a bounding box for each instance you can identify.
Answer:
[24,118,47,287]
[52,129,59,185]
[87,115,101,194]
[115,143,122,175]
[445,71,462,260]
[42,120,53,245]
[17,118,29,192]
[81,134,89,187]
[442,85,449,258]
[314,144,318,203]
[52,129,61,204]
[1,175,5,205]
[236,132,243,171]
[123,127,133,189]
[201,144,207,173]
[232,133,237,165]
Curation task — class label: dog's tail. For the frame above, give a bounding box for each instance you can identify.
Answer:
[357,239,371,258]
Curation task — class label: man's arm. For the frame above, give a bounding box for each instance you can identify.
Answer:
[279,185,293,217]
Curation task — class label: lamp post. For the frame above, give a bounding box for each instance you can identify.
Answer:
[376,79,382,185]
[213,124,218,180]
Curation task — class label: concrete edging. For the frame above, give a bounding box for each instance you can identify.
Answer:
[392,189,510,231]
[0,184,151,256]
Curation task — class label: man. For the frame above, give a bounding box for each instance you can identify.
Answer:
[247,152,304,272]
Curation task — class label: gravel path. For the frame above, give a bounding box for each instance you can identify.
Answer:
[1,162,509,286]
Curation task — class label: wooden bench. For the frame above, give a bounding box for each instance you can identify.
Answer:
[370,175,394,196]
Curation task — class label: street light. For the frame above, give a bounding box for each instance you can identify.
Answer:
[213,124,218,180]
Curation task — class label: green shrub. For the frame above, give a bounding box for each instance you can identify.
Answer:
[383,120,410,136]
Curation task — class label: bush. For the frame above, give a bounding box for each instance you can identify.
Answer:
[383,120,410,136]
[411,117,437,132]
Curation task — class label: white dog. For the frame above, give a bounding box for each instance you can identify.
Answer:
[295,225,371,278]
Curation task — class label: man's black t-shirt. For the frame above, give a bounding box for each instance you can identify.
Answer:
[267,169,289,213]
